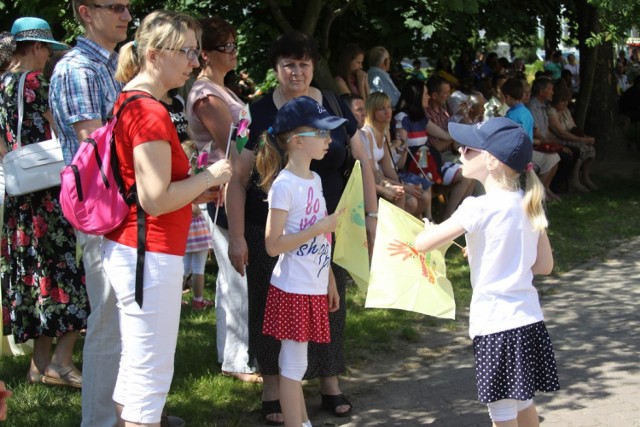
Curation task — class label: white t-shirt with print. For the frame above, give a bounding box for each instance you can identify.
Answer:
[451,189,544,338]
[268,170,332,295]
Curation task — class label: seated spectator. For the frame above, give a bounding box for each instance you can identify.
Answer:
[615,62,630,95]
[511,57,526,79]
[410,59,426,81]
[448,89,485,125]
[548,83,597,191]
[503,77,561,202]
[367,46,401,107]
[434,55,459,89]
[498,57,513,77]
[619,75,640,122]
[483,73,508,120]
[564,53,580,94]
[334,43,369,100]
[453,50,476,82]
[238,69,257,102]
[345,93,431,218]
[479,51,501,79]
[360,92,410,212]
[544,50,564,80]
[528,77,575,199]
[396,79,473,220]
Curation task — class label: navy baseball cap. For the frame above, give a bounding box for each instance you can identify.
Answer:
[271,96,347,135]
[448,117,532,173]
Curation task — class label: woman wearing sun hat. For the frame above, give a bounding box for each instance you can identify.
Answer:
[0,17,88,389]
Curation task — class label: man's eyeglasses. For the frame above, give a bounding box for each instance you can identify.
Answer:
[213,42,237,54]
[287,130,331,142]
[162,47,201,61]
[459,145,483,155]
[88,3,130,13]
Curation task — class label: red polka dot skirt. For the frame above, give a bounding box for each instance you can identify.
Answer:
[262,285,331,343]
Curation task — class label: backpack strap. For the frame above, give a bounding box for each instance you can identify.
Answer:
[111,92,155,308]
[322,89,343,118]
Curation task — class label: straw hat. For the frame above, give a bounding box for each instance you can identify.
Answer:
[10,17,69,50]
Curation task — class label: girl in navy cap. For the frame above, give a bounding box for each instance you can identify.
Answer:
[415,117,559,426]
[255,96,345,427]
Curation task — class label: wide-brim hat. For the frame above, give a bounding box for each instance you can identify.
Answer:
[271,96,347,135]
[448,117,532,173]
[11,17,69,51]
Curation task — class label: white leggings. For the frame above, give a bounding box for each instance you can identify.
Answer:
[487,398,534,422]
[278,340,308,381]
[183,249,208,276]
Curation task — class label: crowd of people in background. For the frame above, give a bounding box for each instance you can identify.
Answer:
[0,3,631,426]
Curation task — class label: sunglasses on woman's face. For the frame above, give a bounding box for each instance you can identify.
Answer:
[214,42,237,53]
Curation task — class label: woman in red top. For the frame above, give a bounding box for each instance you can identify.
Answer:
[102,11,231,426]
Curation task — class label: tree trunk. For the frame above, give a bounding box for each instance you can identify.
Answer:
[574,0,598,129]
[585,41,628,160]
[575,0,629,160]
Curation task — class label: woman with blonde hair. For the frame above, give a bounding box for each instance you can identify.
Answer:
[416,118,558,427]
[362,91,432,218]
[105,10,231,426]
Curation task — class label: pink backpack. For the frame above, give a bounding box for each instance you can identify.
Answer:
[60,94,150,235]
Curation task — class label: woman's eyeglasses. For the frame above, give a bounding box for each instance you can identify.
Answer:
[213,42,237,53]
[459,145,483,155]
[287,130,331,142]
[162,47,201,61]
[88,3,130,13]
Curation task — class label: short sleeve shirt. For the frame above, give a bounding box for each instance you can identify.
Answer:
[269,170,331,295]
[49,37,123,164]
[451,190,544,338]
[526,97,549,139]
[106,91,191,256]
[505,103,534,141]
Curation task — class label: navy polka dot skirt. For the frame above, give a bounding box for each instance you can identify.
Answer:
[473,321,560,403]
[263,285,331,343]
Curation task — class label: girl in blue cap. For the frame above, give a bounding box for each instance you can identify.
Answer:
[255,96,345,427]
[415,117,559,427]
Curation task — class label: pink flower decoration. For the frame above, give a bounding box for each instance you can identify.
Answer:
[237,119,249,138]
[196,150,209,170]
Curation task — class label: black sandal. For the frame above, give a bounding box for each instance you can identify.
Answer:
[261,399,284,426]
[320,393,353,417]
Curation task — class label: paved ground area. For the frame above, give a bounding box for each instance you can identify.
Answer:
[300,236,640,426]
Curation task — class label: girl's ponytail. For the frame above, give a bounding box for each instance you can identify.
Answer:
[255,130,285,193]
[522,168,548,231]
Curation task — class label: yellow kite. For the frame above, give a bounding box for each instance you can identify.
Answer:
[365,199,456,319]
[333,161,369,292]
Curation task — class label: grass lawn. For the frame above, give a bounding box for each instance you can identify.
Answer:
[1,171,639,426]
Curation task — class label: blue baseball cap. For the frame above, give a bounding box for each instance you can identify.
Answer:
[271,96,347,135]
[11,17,69,51]
[448,117,532,173]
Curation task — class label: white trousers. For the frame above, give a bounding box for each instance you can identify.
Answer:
[211,225,253,373]
[101,239,183,424]
[80,233,120,427]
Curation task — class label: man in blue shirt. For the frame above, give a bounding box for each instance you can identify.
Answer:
[367,46,401,107]
[503,77,561,201]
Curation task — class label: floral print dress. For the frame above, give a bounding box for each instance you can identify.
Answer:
[0,70,89,343]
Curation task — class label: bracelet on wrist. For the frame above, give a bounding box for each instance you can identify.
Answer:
[202,170,211,188]
[366,212,378,218]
